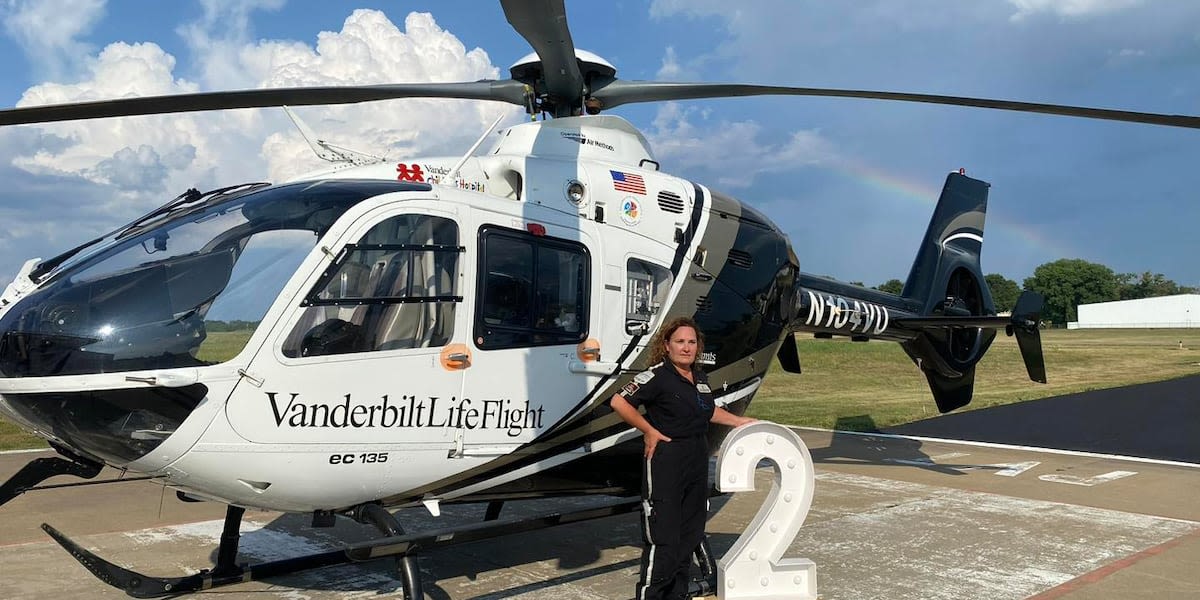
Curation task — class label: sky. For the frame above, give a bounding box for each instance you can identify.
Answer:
[0,0,1197,290]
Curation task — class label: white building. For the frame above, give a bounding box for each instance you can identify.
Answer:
[1070,294,1200,329]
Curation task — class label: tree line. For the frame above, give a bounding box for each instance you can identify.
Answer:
[205,320,260,332]
[873,259,1197,324]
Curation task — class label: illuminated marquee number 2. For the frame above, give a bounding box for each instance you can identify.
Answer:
[715,421,818,600]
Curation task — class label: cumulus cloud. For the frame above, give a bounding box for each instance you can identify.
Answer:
[2,0,106,79]
[657,46,682,80]
[1007,0,1144,21]
[0,8,519,279]
[9,8,516,184]
[195,0,287,34]
[243,10,516,181]
[647,102,832,188]
[653,0,1144,27]
[90,145,188,192]
[654,46,707,81]
[9,41,214,207]
[7,8,516,190]
[0,158,132,263]
[177,0,287,90]
[648,0,730,21]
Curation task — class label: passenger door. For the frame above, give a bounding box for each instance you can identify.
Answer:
[454,219,598,458]
[228,205,469,459]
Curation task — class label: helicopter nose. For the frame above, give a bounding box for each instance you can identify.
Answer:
[0,383,208,466]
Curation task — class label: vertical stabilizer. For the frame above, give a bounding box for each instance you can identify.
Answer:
[901,172,992,314]
[899,173,997,412]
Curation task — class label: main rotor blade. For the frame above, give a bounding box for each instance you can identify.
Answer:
[592,81,1200,129]
[0,81,529,126]
[501,0,584,107]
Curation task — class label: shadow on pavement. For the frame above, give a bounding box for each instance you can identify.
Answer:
[809,415,1002,476]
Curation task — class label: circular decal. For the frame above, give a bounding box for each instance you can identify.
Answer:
[620,196,642,225]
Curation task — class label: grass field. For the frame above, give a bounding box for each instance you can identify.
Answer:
[2,328,1197,450]
[750,328,1200,430]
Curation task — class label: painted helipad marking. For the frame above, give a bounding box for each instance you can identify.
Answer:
[1037,470,1139,487]
[798,471,1199,600]
[988,461,1041,477]
[879,454,1120,482]
[794,426,1200,469]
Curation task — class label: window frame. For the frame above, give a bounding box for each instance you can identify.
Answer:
[279,212,464,360]
[301,241,465,307]
[474,225,591,350]
[625,256,673,334]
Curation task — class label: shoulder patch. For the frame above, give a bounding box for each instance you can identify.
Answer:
[633,370,655,385]
[620,382,640,397]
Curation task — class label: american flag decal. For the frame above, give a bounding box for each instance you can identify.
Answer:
[610,170,646,195]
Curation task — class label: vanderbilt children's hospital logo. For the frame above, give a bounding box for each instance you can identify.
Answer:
[266,392,545,437]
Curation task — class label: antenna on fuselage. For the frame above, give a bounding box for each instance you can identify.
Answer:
[282,105,384,166]
[448,113,508,182]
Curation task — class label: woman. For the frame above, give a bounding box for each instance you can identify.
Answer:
[609,316,755,600]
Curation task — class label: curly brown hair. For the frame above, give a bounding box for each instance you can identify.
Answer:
[647,316,705,367]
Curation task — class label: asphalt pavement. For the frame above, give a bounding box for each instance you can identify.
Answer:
[886,375,1200,463]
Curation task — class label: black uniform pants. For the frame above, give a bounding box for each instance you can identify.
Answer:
[636,436,709,600]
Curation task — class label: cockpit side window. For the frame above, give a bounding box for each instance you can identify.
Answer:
[282,214,462,358]
[474,226,589,350]
[625,258,672,335]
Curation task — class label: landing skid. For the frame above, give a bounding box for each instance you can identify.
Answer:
[0,450,103,507]
[42,496,721,598]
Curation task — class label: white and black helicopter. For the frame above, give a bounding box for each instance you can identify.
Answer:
[1,1,1197,598]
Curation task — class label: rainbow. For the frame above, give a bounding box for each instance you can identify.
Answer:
[830,159,1074,263]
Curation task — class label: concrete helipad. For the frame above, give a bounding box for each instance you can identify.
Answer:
[2,425,1197,599]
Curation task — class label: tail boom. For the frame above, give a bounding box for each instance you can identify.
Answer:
[779,172,1045,413]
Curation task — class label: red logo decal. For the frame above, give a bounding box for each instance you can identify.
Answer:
[396,163,425,182]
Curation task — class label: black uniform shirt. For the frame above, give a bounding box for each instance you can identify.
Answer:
[618,362,716,438]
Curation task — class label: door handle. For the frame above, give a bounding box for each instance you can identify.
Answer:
[441,344,472,370]
[125,369,200,388]
[568,360,618,375]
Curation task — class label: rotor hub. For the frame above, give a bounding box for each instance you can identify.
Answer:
[509,49,616,116]
[509,49,616,87]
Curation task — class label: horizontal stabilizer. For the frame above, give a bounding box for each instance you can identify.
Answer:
[892,290,1046,384]
[1009,291,1046,383]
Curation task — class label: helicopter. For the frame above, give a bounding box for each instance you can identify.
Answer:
[1,1,1198,598]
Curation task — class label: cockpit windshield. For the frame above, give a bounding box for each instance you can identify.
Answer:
[0,179,426,378]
